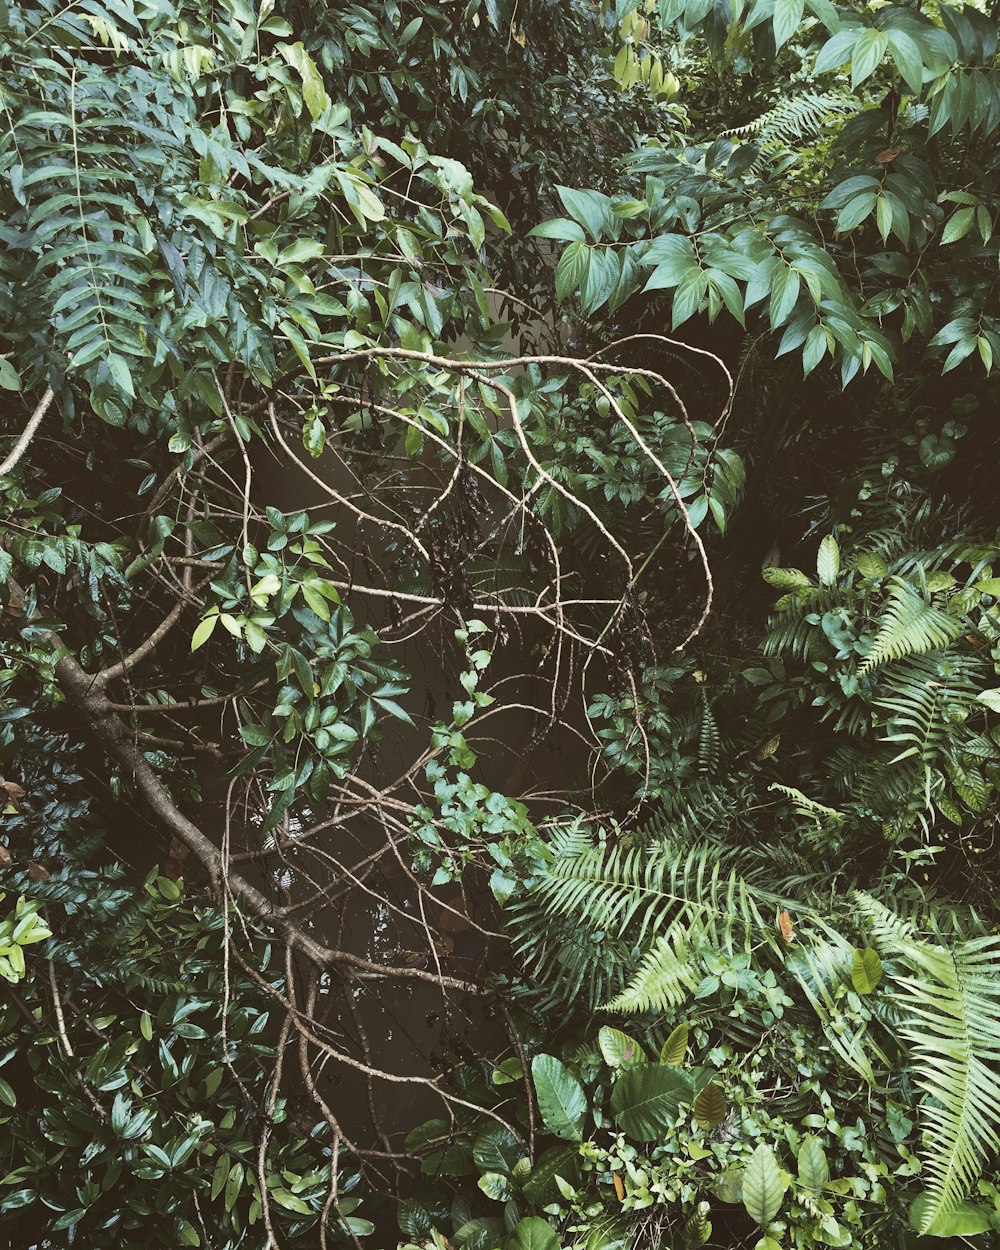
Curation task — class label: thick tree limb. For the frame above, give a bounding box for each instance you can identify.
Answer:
[44,635,487,994]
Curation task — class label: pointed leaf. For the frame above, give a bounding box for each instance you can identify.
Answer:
[531,1054,587,1141]
[610,1064,694,1142]
[693,1080,727,1129]
[742,1144,787,1225]
[599,1026,647,1069]
[660,1021,689,1065]
[817,534,840,585]
[510,1217,561,1250]
[797,1136,830,1193]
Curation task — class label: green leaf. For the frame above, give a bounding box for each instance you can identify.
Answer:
[477,1171,513,1201]
[472,1124,520,1175]
[769,267,800,326]
[797,1136,830,1193]
[941,207,975,245]
[886,29,925,96]
[610,1063,695,1142]
[191,614,218,651]
[850,29,888,87]
[850,947,883,994]
[177,1219,200,1246]
[0,1077,15,1108]
[763,566,812,589]
[278,239,325,266]
[908,1194,991,1238]
[225,1161,244,1212]
[817,535,840,585]
[0,360,21,391]
[643,235,698,290]
[140,1010,153,1041]
[673,267,709,329]
[211,1154,230,1201]
[556,186,612,242]
[660,1020,688,1065]
[510,1217,560,1250]
[531,1054,587,1141]
[107,351,135,398]
[742,1144,787,1225]
[555,242,588,303]
[521,1144,581,1205]
[837,192,876,233]
[693,1080,727,1129]
[599,1026,647,1069]
[772,0,804,51]
[528,218,586,242]
[714,1168,745,1204]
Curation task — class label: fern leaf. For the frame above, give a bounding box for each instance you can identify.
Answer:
[856,894,1000,1233]
[860,579,963,674]
[723,92,857,150]
[604,921,701,1013]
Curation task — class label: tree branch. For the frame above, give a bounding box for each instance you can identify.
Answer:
[0,386,55,477]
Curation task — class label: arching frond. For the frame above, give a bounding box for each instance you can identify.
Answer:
[509,827,804,1011]
[604,919,702,1013]
[856,893,1000,1235]
[723,91,857,151]
[859,579,963,674]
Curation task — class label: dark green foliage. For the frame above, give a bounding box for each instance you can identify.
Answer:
[0,728,353,1248]
[3,1,1000,1249]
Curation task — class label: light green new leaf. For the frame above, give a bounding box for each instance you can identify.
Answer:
[817,534,840,585]
[660,1020,688,1065]
[598,1025,647,1069]
[743,1144,787,1225]
[851,947,883,994]
[191,614,218,651]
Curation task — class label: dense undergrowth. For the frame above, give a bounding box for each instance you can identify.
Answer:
[2,0,1000,1247]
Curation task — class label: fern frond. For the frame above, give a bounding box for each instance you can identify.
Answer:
[723,91,857,149]
[698,692,720,774]
[859,579,963,674]
[604,919,702,1013]
[510,829,798,1010]
[875,654,981,815]
[786,934,889,1084]
[856,893,1000,1234]
[770,783,845,831]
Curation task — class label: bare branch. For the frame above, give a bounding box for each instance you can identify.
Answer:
[0,386,55,477]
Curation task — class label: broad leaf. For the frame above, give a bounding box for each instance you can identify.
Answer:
[797,1136,830,1193]
[531,1054,587,1141]
[693,1080,726,1129]
[850,947,883,995]
[817,534,840,585]
[509,1216,561,1250]
[660,1021,688,1065]
[598,1026,646,1069]
[742,1144,787,1225]
[610,1064,694,1142]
